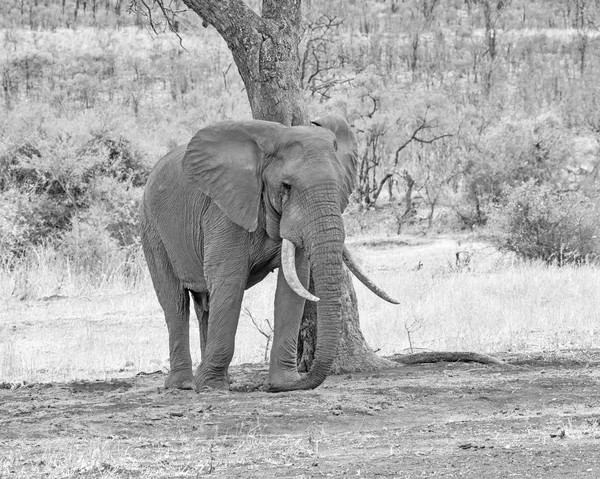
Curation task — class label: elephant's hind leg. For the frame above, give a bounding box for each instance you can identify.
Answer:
[141,224,193,390]
[162,290,193,389]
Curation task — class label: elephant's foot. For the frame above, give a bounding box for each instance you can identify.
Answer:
[194,376,230,392]
[193,366,231,392]
[265,369,304,392]
[164,369,194,390]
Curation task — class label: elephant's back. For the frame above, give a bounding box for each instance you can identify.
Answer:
[144,144,188,198]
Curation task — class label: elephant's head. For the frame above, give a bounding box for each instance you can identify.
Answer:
[182,115,397,391]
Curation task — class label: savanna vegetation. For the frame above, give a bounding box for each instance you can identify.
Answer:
[2,0,600,380]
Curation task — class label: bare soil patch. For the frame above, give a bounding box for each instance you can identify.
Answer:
[2,351,600,478]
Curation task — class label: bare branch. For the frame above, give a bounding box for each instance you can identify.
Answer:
[298,13,351,97]
[371,173,394,203]
[243,307,273,340]
[413,132,455,145]
[393,107,455,166]
[128,0,186,46]
[365,94,379,119]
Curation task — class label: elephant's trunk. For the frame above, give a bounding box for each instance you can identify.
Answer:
[272,211,345,392]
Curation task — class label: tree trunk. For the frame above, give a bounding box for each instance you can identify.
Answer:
[298,268,394,374]
[182,0,307,126]
[180,0,386,375]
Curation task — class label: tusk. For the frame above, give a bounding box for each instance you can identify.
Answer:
[281,239,320,302]
[343,245,400,304]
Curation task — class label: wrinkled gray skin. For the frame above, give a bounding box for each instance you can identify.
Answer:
[140,115,390,392]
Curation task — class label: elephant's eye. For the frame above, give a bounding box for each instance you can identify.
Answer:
[281,181,292,206]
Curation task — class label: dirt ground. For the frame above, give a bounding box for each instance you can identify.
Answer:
[2,351,600,478]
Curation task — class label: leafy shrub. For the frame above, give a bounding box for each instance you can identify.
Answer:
[0,143,43,191]
[59,216,121,276]
[85,179,143,246]
[0,114,148,266]
[454,113,570,228]
[58,213,146,283]
[0,189,71,263]
[79,130,149,187]
[490,182,600,265]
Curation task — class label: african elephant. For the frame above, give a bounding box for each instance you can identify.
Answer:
[140,115,398,393]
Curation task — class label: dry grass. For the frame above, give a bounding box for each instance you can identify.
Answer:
[1,430,319,478]
[2,236,600,384]
[347,236,600,356]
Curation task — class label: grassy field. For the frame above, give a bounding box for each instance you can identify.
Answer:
[2,235,599,385]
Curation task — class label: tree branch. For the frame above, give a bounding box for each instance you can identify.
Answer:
[371,173,394,203]
[393,108,455,166]
[365,93,379,119]
[388,351,507,366]
[128,0,186,46]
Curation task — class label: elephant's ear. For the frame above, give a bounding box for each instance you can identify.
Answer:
[182,121,283,232]
[311,115,358,210]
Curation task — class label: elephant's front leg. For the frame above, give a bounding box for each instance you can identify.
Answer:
[194,276,246,391]
[266,250,310,390]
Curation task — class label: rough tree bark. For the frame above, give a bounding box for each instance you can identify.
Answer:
[181,0,307,126]
[176,0,390,374]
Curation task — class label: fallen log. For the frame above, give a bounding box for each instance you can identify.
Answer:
[386,351,507,366]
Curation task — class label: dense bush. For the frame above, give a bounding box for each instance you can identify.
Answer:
[80,132,149,187]
[490,182,600,265]
[0,113,148,266]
